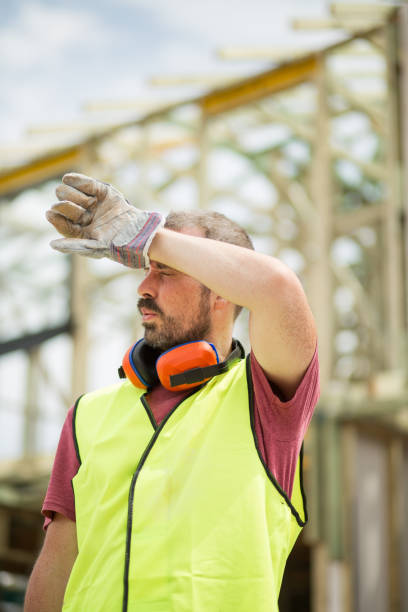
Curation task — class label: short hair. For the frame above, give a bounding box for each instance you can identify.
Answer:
[165,209,254,318]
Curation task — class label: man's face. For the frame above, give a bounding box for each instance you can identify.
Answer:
[137,229,213,351]
[137,271,212,351]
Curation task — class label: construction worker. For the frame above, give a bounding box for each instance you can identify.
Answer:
[25,173,319,611]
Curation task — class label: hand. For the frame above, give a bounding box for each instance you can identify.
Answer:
[46,173,164,268]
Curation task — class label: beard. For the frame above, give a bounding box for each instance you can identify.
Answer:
[138,288,212,351]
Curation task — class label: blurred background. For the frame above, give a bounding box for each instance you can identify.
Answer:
[0,1,407,610]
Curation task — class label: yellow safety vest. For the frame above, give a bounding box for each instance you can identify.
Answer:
[63,357,307,611]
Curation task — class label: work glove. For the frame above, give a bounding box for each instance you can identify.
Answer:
[46,173,164,268]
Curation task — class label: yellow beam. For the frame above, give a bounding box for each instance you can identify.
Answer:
[201,56,317,116]
[0,146,83,198]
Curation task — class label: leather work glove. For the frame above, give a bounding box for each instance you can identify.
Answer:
[46,173,164,268]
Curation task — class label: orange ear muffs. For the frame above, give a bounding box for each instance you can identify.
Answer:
[156,341,219,391]
[119,338,245,392]
[120,339,161,389]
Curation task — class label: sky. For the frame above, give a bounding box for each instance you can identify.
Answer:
[0,0,347,149]
[0,0,390,459]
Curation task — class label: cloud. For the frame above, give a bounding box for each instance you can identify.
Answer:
[0,2,117,70]
[0,0,342,145]
[121,0,335,48]
[0,2,142,142]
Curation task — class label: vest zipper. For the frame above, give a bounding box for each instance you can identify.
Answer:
[122,388,201,612]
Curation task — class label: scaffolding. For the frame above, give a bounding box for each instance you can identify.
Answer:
[0,7,407,611]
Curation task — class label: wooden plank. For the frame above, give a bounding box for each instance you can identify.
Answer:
[308,56,333,388]
[70,255,90,402]
[0,146,83,198]
[353,433,389,612]
[398,5,408,340]
[291,17,384,31]
[311,542,328,612]
[388,440,404,611]
[327,77,385,132]
[333,204,385,235]
[402,445,408,610]
[340,425,357,612]
[201,57,317,116]
[23,348,40,458]
[0,508,9,554]
[383,23,404,370]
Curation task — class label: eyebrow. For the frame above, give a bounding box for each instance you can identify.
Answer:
[152,262,174,271]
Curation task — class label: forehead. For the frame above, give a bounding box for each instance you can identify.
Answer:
[149,225,205,272]
[177,225,205,239]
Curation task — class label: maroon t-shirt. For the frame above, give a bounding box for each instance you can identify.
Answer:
[42,349,320,527]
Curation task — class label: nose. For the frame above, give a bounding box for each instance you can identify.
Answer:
[137,268,158,298]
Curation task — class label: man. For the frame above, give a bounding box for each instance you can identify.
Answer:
[25,173,319,611]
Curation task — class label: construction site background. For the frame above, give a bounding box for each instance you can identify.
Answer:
[1,4,408,611]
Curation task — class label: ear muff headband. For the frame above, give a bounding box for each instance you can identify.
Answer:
[163,340,244,389]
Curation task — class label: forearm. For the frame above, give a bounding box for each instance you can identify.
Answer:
[149,228,296,311]
[25,556,67,612]
[24,514,77,612]
[149,227,316,397]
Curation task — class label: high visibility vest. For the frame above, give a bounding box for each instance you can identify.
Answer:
[62,357,307,612]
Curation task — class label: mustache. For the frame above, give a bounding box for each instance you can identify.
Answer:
[137,297,164,316]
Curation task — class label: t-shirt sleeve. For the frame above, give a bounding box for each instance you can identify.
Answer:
[42,405,79,528]
[251,345,320,499]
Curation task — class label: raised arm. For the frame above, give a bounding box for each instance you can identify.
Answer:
[46,173,317,399]
[148,228,317,399]
[24,513,77,612]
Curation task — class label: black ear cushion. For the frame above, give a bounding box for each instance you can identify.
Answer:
[131,340,162,388]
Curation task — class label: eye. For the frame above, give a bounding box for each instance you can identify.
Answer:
[157,264,176,276]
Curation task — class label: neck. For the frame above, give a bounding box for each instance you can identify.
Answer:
[206,334,234,363]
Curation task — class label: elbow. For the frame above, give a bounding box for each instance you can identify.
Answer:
[262,260,304,303]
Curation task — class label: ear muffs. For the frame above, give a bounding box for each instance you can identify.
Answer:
[121,339,162,389]
[119,339,244,392]
[156,341,219,391]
